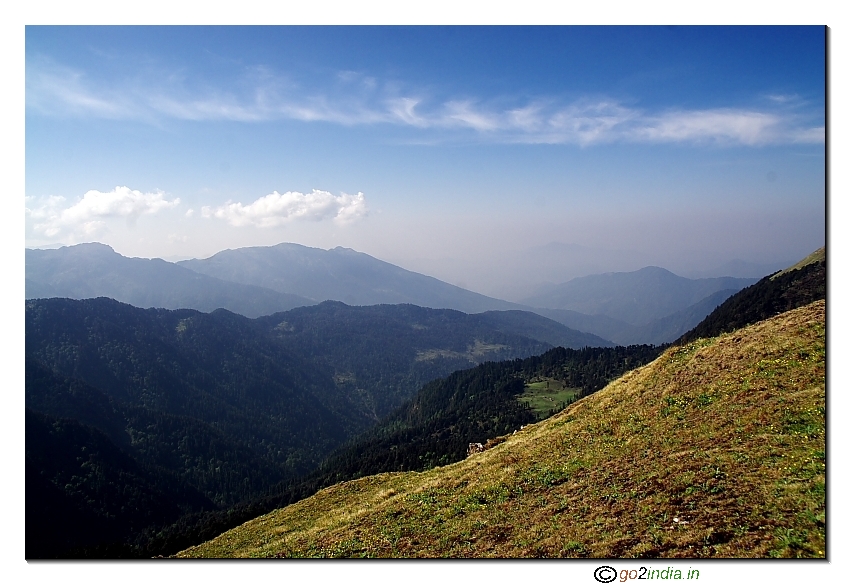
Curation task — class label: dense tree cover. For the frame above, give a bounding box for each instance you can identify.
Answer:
[26,408,215,558]
[26,299,369,505]
[289,344,662,486]
[139,343,663,558]
[258,302,560,417]
[26,297,572,558]
[676,259,825,345]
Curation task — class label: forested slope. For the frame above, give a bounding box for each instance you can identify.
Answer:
[180,301,825,558]
[257,302,606,417]
[26,407,215,558]
[26,297,577,557]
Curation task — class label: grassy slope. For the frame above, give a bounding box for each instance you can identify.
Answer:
[179,301,825,559]
[772,247,825,280]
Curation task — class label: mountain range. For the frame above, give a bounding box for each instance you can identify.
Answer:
[27,242,761,345]
[25,243,313,318]
[178,243,521,312]
[521,265,756,326]
[145,250,826,557]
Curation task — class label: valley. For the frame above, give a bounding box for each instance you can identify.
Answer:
[24,244,826,559]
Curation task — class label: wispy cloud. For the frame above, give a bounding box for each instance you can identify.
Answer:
[630,109,782,145]
[442,100,502,131]
[26,186,180,239]
[146,94,268,122]
[790,126,826,144]
[26,57,824,147]
[765,94,800,104]
[545,101,639,145]
[388,97,429,127]
[201,190,367,228]
[27,61,137,119]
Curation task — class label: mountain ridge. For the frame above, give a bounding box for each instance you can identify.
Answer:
[28,241,771,346]
[677,250,825,345]
[178,242,524,313]
[26,243,315,318]
[522,265,757,327]
[25,247,827,558]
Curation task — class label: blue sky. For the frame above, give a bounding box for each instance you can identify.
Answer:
[25,25,825,298]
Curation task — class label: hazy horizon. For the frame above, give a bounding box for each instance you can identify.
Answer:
[25,238,804,304]
[25,26,825,300]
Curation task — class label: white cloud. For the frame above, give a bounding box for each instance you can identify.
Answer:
[202,190,368,228]
[443,101,501,131]
[146,95,267,122]
[388,98,428,127]
[506,105,545,132]
[546,101,638,145]
[26,59,137,120]
[26,186,180,239]
[26,57,824,148]
[631,109,781,145]
[791,126,826,144]
[765,94,799,104]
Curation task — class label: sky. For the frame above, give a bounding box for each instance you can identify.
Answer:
[24,25,826,299]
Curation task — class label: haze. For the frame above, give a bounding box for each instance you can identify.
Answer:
[25,26,825,301]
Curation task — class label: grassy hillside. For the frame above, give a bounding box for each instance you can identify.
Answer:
[772,247,825,279]
[180,300,825,558]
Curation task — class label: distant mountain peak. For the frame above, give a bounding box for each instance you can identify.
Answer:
[25,243,315,317]
[634,265,675,274]
[177,242,526,314]
[522,265,757,328]
[56,242,117,254]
